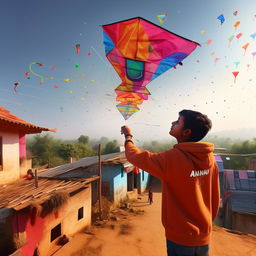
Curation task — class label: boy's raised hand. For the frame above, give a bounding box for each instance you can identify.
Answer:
[121,126,132,136]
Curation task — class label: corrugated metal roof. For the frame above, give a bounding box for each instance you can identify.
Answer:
[224,169,256,192]
[228,191,256,214]
[0,106,56,134]
[39,152,132,178]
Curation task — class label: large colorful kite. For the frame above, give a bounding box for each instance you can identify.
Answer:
[102,17,200,119]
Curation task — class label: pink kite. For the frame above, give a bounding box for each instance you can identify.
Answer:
[102,17,200,119]
[206,39,212,45]
[214,57,220,64]
[232,71,239,83]
[233,11,238,16]
[236,33,242,39]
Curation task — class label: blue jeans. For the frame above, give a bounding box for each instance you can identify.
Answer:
[166,240,209,256]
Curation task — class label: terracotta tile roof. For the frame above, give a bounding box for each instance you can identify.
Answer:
[0,106,56,134]
[0,176,98,211]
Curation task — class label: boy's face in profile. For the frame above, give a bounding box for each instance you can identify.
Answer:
[169,115,191,142]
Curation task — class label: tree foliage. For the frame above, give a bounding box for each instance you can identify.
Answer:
[27,133,256,170]
[27,134,122,168]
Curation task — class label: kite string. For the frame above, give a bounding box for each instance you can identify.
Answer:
[90,46,110,67]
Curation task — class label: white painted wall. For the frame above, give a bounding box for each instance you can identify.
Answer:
[38,185,92,255]
[0,131,20,185]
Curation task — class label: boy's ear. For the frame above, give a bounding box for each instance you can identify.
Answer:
[183,128,192,138]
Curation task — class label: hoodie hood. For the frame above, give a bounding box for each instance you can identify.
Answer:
[174,142,214,169]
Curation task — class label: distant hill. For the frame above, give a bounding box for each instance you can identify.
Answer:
[210,128,256,141]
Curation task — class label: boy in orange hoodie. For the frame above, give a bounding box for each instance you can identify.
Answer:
[121,109,220,256]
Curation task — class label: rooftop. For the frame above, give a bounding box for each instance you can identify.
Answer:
[0,106,56,134]
[39,151,131,178]
[0,176,98,211]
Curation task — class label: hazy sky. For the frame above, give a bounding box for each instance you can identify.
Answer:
[1,0,256,141]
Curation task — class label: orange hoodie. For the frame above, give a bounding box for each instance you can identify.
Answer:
[125,141,220,246]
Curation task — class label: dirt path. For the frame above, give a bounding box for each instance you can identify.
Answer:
[53,178,256,256]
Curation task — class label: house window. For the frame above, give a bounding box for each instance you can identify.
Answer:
[127,172,134,191]
[51,223,61,242]
[0,137,2,171]
[78,207,84,220]
[142,171,145,181]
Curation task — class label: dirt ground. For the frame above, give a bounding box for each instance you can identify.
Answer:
[53,178,256,256]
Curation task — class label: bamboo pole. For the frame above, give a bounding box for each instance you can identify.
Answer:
[98,144,102,220]
[35,169,38,188]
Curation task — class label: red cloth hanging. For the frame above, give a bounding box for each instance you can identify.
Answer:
[133,166,140,174]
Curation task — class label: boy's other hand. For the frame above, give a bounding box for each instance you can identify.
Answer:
[121,126,132,136]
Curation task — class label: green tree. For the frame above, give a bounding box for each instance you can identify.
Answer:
[75,143,95,158]
[103,140,120,154]
[222,138,256,169]
[27,134,57,167]
[78,135,89,144]
[58,143,77,160]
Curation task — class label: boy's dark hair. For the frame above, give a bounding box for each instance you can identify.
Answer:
[179,109,212,142]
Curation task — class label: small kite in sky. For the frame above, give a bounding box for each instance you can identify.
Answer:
[25,72,30,79]
[233,61,240,68]
[205,39,212,45]
[252,51,256,59]
[233,21,240,29]
[217,14,225,25]
[75,44,81,54]
[14,82,20,93]
[214,57,220,64]
[157,14,168,26]
[29,62,54,84]
[232,71,239,83]
[50,66,57,70]
[227,35,234,47]
[242,43,249,55]
[64,78,71,83]
[233,11,238,16]
[102,16,200,120]
[199,30,206,35]
[54,84,59,88]
[250,33,256,40]
[75,64,80,69]
[236,33,242,39]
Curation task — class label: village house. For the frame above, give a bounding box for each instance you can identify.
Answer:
[0,106,96,255]
[0,106,55,185]
[0,106,151,255]
[221,169,256,235]
[0,176,97,256]
[38,152,151,206]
